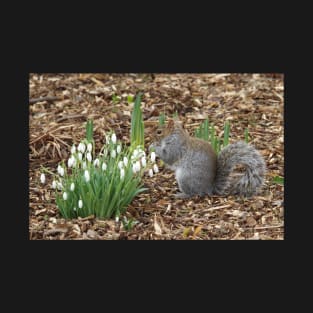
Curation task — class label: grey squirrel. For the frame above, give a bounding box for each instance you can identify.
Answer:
[149,119,266,198]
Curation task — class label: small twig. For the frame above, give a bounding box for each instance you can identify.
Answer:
[204,204,232,212]
[244,224,284,230]
[29,96,63,104]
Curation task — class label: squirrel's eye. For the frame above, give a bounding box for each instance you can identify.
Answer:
[156,129,162,135]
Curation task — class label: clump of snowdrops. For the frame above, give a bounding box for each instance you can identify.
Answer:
[40,132,158,219]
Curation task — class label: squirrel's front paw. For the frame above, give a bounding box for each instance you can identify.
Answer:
[174,192,190,199]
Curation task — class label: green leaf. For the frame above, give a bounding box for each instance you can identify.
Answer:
[223,121,230,147]
[86,120,93,142]
[244,128,249,143]
[273,176,284,185]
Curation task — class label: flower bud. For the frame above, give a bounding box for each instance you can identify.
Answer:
[141,157,146,167]
[68,156,74,168]
[78,152,83,161]
[93,158,100,167]
[116,144,121,154]
[71,145,76,154]
[86,152,92,162]
[120,168,125,179]
[59,167,65,177]
[84,170,90,182]
[111,149,116,158]
[87,143,92,152]
[148,168,153,177]
[135,161,141,172]
[52,180,57,189]
[153,164,159,173]
[151,152,156,163]
[78,200,83,208]
[40,173,45,184]
[118,161,124,169]
[123,156,128,167]
[70,182,75,191]
[78,142,86,153]
[102,162,107,171]
[111,133,117,144]
[63,192,68,200]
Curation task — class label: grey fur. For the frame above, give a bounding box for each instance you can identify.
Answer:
[214,141,266,197]
[152,129,266,198]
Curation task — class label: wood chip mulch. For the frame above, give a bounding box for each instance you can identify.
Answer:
[29,73,284,240]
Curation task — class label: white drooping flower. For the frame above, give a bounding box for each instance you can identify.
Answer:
[70,182,75,191]
[57,181,63,190]
[82,161,87,169]
[118,161,124,169]
[68,156,74,168]
[40,173,45,184]
[59,167,65,177]
[151,152,156,163]
[105,134,110,144]
[51,180,57,189]
[116,144,121,154]
[63,192,68,200]
[141,156,146,168]
[71,144,76,154]
[102,162,107,171]
[111,133,117,144]
[73,207,77,211]
[123,156,128,167]
[132,163,137,174]
[120,168,125,180]
[86,152,92,162]
[78,152,83,161]
[148,168,153,177]
[57,164,62,175]
[87,143,92,152]
[84,170,90,182]
[135,161,141,172]
[132,149,139,158]
[115,215,119,222]
[153,164,159,173]
[93,158,100,167]
[78,142,86,153]
[111,149,116,158]
[78,199,83,209]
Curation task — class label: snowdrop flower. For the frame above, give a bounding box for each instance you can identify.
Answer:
[116,144,121,154]
[73,207,77,211]
[57,164,62,175]
[132,163,137,174]
[59,167,65,177]
[71,144,76,154]
[111,149,116,158]
[78,152,83,161]
[153,164,159,173]
[151,152,156,163]
[118,161,124,169]
[40,173,45,184]
[132,149,139,158]
[68,156,74,168]
[135,161,141,172]
[78,142,86,153]
[51,180,57,189]
[86,152,92,162]
[70,182,75,191]
[103,148,108,157]
[115,215,119,222]
[105,134,110,144]
[111,133,117,144]
[120,168,125,180]
[148,168,153,177]
[141,156,146,168]
[63,192,68,200]
[84,170,90,182]
[102,162,107,171]
[57,181,63,190]
[87,143,92,152]
[82,161,87,169]
[78,199,83,209]
[93,158,100,167]
[123,156,128,167]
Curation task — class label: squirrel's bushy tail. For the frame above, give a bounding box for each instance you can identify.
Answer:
[213,141,266,197]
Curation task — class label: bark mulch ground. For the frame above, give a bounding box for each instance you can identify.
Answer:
[29,73,284,240]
